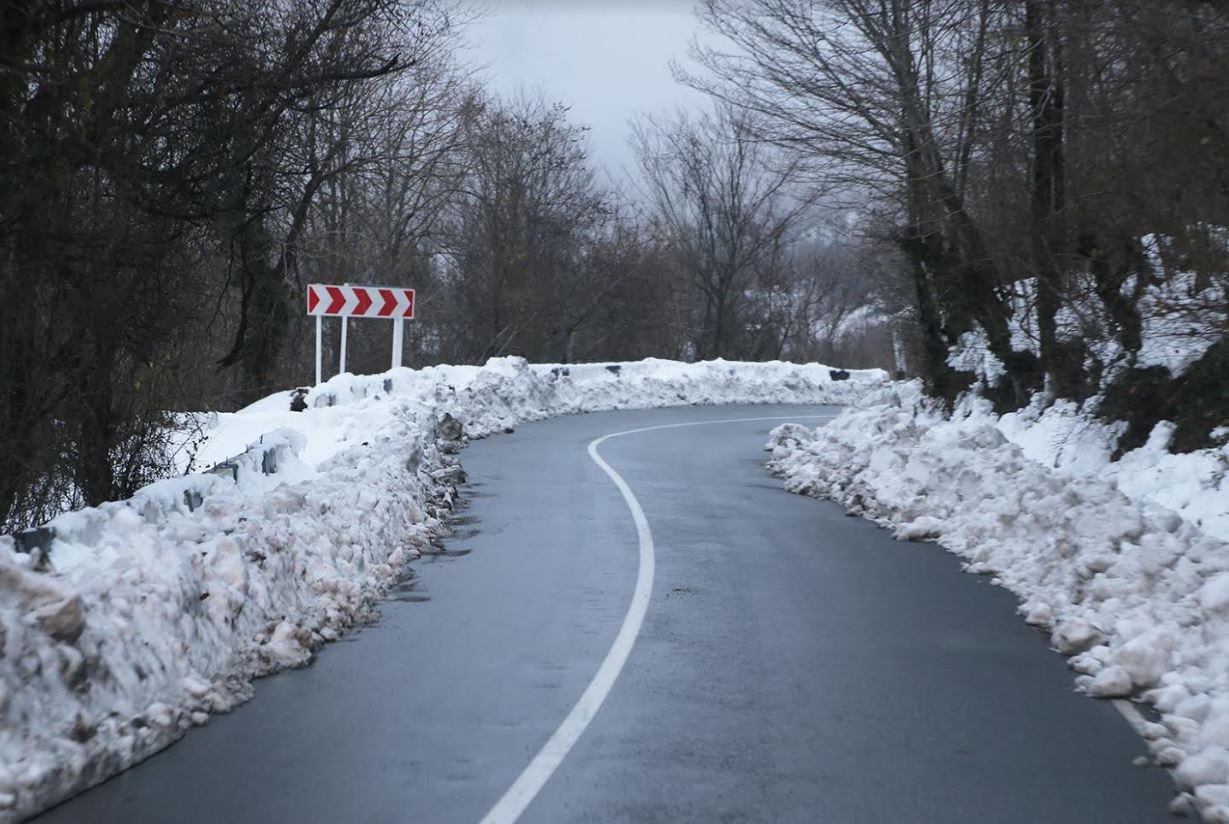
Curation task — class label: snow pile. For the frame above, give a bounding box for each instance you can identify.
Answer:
[998,397,1229,543]
[0,357,882,822]
[767,382,1229,820]
[0,414,450,822]
[188,357,881,472]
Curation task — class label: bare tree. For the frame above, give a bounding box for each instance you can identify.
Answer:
[441,94,612,363]
[0,0,462,528]
[686,0,1039,403]
[688,0,1228,443]
[634,104,814,359]
[293,45,475,376]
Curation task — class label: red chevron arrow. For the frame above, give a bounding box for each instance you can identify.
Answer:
[378,288,397,317]
[402,290,415,318]
[326,286,346,314]
[307,286,320,313]
[353,287,373,316]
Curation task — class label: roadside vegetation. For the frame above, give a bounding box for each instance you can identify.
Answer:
[2,0,1225,532]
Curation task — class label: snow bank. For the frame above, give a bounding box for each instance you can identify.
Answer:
[767,382,1229,820]
[998,397,1229,544]
[0,357,882,822]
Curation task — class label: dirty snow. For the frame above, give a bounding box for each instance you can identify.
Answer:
[768,381,1229,821]
[0,356,881,822]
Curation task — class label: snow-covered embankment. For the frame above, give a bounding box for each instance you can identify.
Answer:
[0,357,881,822]
[767,382,1229,820]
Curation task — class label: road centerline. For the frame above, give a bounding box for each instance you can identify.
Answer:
[476,414,836,824]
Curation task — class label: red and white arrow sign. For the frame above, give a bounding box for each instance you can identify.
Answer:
[306,284,415,319]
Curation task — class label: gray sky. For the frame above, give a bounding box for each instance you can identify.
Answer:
[463,0,712,186]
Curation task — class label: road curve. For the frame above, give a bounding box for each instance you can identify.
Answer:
[35,404,1176,823]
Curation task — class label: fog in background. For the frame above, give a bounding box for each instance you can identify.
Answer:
[464,0,710,184]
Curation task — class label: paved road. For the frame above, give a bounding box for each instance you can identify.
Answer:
[36,404,1177,823]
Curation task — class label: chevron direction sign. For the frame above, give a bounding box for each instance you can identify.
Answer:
[307,283,416,384]
[306,283,414,319]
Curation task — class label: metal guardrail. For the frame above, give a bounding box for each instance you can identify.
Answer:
[8,436,291,559]
[12,526,53,555]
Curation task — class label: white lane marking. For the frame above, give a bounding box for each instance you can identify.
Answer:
[478,413,837,824]
[1113,698,1152,737]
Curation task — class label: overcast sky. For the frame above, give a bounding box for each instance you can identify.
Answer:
[463,0,712,187]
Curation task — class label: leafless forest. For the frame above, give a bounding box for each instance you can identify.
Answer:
[2,0,1227,530]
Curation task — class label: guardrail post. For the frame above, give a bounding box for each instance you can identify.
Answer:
[13,526,54,556]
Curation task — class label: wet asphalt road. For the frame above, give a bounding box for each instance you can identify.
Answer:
[36,404,1177,823]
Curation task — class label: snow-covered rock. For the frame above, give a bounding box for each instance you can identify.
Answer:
[0,356,881,822]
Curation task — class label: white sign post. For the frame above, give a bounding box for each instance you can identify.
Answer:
[306,284,416,384]
[392,318,404,369]
[339,284,349,373]
[314,315,323,386]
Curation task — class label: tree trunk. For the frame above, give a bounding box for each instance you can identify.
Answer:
[1027,0,1074,394]
[76,343,117,506]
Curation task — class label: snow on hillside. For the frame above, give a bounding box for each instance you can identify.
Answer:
[955,237,1228,394]
[0,357,882,823]
[767,382,1229,820]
